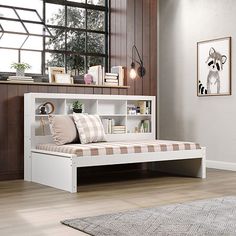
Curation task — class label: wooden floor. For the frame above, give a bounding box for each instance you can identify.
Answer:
[0,168,236,236]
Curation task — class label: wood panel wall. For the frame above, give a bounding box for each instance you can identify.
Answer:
[110,0,157,96]
[0,0,157,181]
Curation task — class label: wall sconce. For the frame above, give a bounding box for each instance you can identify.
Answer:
[130,45,146,80]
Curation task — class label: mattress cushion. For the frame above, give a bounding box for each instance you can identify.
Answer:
[36,140,201,157]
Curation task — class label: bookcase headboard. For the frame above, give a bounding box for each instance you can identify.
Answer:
[24,93,156,150]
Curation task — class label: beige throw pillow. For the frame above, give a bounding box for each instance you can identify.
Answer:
[73,113,106,144]
[49,115,78,146]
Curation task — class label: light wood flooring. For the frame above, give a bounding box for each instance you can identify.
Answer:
[0,168,236,236]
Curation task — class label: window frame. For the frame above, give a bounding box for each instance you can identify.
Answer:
[0,0,109,76]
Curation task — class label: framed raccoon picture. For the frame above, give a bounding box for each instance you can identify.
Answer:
[197,37,231,96]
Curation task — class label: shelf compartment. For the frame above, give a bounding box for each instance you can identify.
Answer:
[127,100,152,115]
[34,116,51,136]
[35,98,66,115]
[66,99,97,114]
[98,100,126,115]
[126,116,151,134]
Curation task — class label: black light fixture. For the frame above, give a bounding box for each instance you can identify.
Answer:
[130,45,146,80]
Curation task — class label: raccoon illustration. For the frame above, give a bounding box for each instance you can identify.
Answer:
[206,47,227,94]
[199,80,207,95]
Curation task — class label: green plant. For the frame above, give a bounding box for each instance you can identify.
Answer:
[11,62,31,70]
[72,100,83,109]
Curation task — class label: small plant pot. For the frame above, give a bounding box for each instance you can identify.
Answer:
[16,68,25,77]
[73,108,83,113]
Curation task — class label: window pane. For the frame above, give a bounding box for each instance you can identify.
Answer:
[67,30,85,52]
[0,20,26,33]
[24,23,45,36]
[87,56,104,68]
[67,55,85,76]
[87,0,105,6]
[46,3,65,26]
[0,0,43,18]
[21,51,42,74]
[16,9,41,22]
[21,36,43,50]
[0,49,17,72]
[45,52,65,70]
[67,6,85,29]
[87,33,105,54]
[0,7,18,19]
[87,10,105,31]
[45,28,65,50]
[0,33,27,48]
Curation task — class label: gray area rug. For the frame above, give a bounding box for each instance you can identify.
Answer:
[61,196,236,236]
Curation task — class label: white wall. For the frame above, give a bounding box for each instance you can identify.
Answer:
[159,0,236,169]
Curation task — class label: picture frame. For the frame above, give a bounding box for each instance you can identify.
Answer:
[197,37,231,96]
[54,73,74,84]
[48,67,65,83]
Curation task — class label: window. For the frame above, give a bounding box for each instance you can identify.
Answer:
[0,0,109,76]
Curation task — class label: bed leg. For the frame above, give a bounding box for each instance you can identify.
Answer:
[71,160,77,193]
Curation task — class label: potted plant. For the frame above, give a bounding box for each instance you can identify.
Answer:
[72,101,83,113]
[11,62,31,77]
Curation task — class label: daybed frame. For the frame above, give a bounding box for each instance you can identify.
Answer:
[24,93,206,193]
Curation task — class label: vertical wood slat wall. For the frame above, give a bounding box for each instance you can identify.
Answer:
[110,0,157,96]
[0,0,157,181]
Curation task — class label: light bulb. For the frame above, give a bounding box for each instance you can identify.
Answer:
[130,68,137,80]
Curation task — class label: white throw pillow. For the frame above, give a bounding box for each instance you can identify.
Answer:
[73,113,106,144]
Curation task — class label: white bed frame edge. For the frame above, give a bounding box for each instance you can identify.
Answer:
[24,93,206,193]
[31,148,206,193]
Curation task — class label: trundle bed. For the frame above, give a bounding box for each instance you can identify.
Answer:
[24,93,206,193]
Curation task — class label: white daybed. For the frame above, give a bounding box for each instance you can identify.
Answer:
[24,93,206,193]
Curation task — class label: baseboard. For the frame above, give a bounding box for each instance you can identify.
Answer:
[207,160,236,171]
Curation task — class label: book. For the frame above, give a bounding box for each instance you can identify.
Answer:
[104,76,118,82]
[111,66,124,86]
[105,73,118,77]
[7,79,34,83]
[8,76,33,81]
[104,79,119,83]
[103,82,118,86]
[102,118,115,134]
[138,101,146,114]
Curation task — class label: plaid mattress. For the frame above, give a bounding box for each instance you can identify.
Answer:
[36,140,201,157]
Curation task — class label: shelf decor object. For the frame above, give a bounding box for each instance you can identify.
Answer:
[130,45,146,80]
[11,62,31,77]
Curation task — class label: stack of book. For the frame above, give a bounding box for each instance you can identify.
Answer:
[111,66,124,86]
[103,73,119,86]
[112,125,126,134]
[7,76,34,83]
[87,65,125,86]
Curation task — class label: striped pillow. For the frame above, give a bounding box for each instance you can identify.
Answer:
[73,113,106,144]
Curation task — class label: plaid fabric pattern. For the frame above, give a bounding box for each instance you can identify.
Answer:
[73,113,106,144]
[36,140,201,157]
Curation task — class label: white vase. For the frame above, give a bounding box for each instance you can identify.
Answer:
[16,68,25,77]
